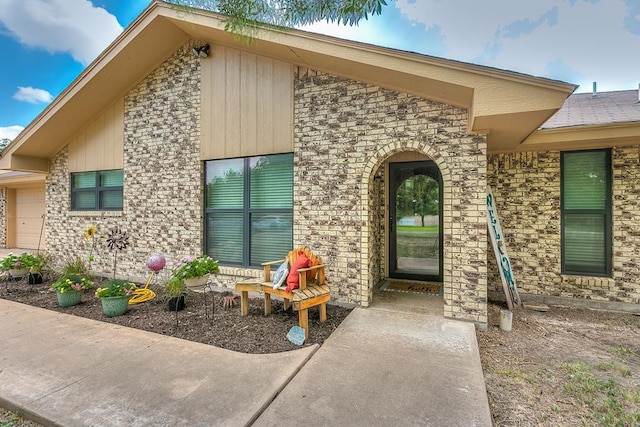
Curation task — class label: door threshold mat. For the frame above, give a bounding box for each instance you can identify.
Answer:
[381,280,441,296]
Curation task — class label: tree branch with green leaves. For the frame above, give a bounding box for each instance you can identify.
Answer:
[170,0,391,36]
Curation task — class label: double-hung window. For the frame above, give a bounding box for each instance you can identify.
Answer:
[561,149,611,276]
[71,169,124,211]
[205,153,293,267]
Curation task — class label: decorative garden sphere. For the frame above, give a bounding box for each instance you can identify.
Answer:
[146,254,166,272]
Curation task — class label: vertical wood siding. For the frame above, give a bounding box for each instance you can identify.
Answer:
[200,46,294,159]
[68,98,124,172]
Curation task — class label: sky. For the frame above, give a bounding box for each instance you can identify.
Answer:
[1,0,639,140]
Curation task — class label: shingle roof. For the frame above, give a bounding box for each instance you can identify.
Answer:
[541,89,640,129]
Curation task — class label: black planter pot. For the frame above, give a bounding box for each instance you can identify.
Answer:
[28,273,43,285]
[168,295,186,312]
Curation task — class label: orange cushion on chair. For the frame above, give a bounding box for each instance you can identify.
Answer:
[285,251,311,292]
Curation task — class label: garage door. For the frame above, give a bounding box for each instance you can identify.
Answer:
[15,186,45,249]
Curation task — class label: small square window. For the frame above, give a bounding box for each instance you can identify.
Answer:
[71,169,123,211]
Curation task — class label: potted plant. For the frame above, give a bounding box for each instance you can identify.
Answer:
[95,279,138,317]
[165,276,186,311]
[0,252,39,278]
[62,255,91,276]
[51,274,93,308]
[171,255,219,291]
[27,252,51,284]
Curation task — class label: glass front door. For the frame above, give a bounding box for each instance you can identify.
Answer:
[389,161,442,282]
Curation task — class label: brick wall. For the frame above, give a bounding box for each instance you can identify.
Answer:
[488,148,640,304]
[46,45,203,279]
[371,167,385,295]
[294,68,488,323]
[44,47,490,323]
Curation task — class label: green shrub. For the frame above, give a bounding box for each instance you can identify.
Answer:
[51,274,93,293]
[62,256,90,277]
[165,276,185,297]
[0,252,39,271]
[94,279,137,298]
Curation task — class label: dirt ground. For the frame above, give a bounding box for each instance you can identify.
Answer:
[1,276,639,426]
[479,302,640,426]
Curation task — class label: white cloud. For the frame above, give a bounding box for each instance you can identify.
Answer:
[0,0,123,65]
[0,125,25,140]
[13,86,53,103]
[394,0,640,92]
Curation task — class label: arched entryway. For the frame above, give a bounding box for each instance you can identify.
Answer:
[359,145,452,311]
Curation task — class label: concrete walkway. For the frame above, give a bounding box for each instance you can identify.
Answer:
[256,305,491,426]
[0,298,491,426]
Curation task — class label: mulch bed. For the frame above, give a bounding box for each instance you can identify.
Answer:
[0,276,353,354]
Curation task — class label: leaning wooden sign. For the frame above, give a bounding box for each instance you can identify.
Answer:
[487,186,521,310]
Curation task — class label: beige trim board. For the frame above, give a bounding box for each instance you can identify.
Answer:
[516,121,640,153]
[0,173,46,187]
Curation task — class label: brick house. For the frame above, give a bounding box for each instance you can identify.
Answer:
[488,89,640,313]
[1,1,637,326]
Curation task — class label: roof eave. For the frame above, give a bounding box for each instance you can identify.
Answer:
[1,0,576,169]
[517,121,640,152]
[1,1,188,169]
[0,171,46,186]
[163,5,575,150]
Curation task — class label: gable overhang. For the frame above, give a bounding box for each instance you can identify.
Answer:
[165,5,575,150]
[0,171,46,187]
[0,0,576,172]
[520,121,640,152]
[0,2,189,172]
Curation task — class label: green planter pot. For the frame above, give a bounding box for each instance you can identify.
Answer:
[56,290,83,308]
[100,295,131,317]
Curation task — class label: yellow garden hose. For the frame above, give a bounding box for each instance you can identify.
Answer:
[129,271,156,304]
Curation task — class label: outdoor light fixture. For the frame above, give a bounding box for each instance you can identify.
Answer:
[192,44,210,58]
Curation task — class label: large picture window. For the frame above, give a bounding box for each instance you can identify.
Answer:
[561,149,611,276]
[71,169,123,211]
[205,153,293,267]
